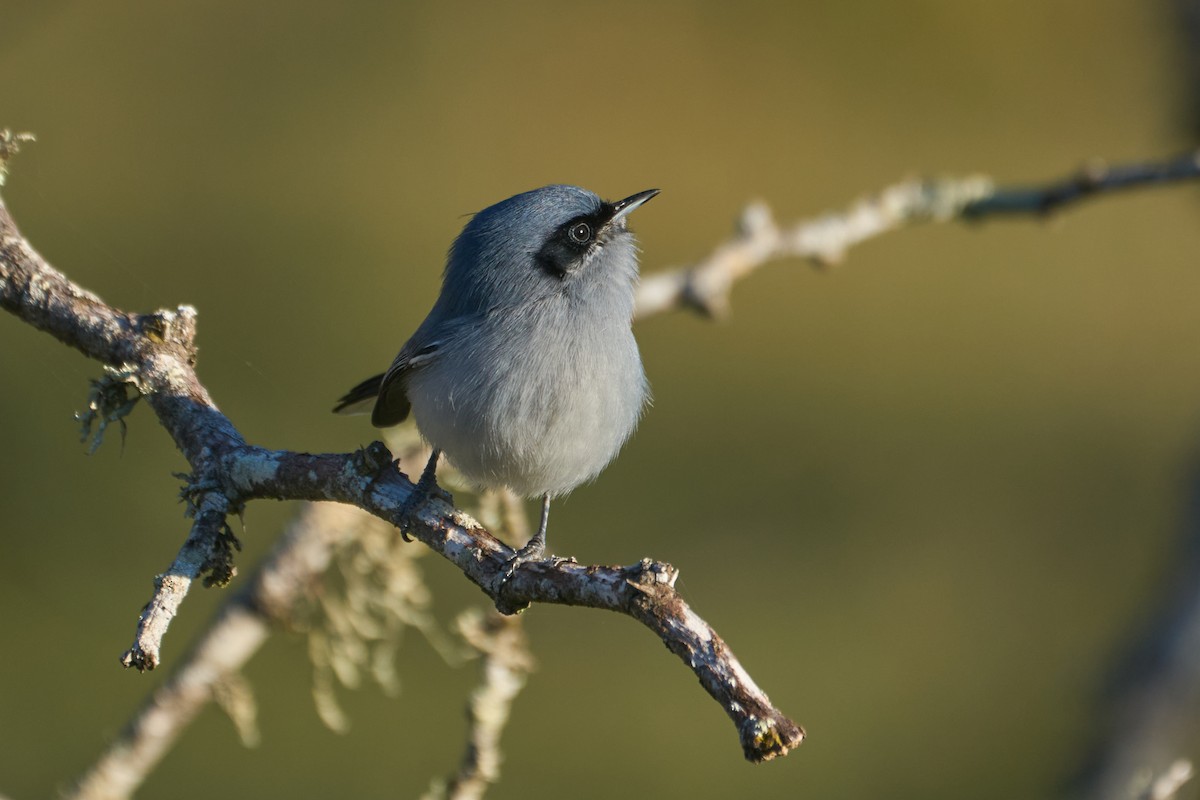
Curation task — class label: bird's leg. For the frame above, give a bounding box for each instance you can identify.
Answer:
[503,493,550,577]
[415,448,444,495]
[399,448,450,541]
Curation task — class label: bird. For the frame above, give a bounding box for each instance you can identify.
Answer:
[334,185,658,568]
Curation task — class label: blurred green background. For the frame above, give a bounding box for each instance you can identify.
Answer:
[2,1,1199,798]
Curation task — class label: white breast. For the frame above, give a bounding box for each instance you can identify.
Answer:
[406,300,648,498]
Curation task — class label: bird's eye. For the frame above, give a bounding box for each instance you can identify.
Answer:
[568,222,592,244]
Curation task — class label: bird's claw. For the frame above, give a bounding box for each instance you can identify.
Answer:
[399,481,451,542]
[398,449,451,542]
[502,545,544,581]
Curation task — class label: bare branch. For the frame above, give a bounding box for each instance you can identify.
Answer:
[962,152,1200,219]
[633,151,1200,321]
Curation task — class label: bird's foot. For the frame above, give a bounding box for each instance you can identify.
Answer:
[397,449,451,542]
[494,493,557,602]
[398,477,452,542]
[502,533,545,579]
[420,480,454,505]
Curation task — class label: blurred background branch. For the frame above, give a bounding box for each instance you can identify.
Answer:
[635,152,1200,320]
[1069,456,1200,800]
[421,611,534,800]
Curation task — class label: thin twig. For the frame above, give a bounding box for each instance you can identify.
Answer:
[120,491,235,670]
[68,502,369,800]
[634,151,1200,321]
[424,611,534,800]
[962,152,1200,218]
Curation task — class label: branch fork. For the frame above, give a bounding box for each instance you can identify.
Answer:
[0,176,803,758]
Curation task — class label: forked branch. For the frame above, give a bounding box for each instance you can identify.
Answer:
[0,140,801,760]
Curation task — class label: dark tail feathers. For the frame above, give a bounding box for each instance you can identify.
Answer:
[332,373,385,415]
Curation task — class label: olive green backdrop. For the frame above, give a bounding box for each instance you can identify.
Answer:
[2,2,1198,798]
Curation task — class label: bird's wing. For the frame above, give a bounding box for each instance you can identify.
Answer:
[332,343,437,423]
[334,310,468,427]
[370,337,443,427]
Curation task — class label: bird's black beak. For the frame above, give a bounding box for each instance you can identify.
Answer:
[609,188,661,223]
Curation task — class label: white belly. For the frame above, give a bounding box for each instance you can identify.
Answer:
[406,312,647,498]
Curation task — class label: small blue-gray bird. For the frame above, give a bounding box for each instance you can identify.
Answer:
[335,185,658,566]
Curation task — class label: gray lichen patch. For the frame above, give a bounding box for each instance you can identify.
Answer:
[226,449,285,493]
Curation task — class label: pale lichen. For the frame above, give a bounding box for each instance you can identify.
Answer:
[0,130,36,187]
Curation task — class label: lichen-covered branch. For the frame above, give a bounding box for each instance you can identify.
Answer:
[6,139,1200,779]
[0,145,803,761]
[198,440,805,761]
[499,558,803,760]
[1,181,245,673]
[120,491,237,671]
